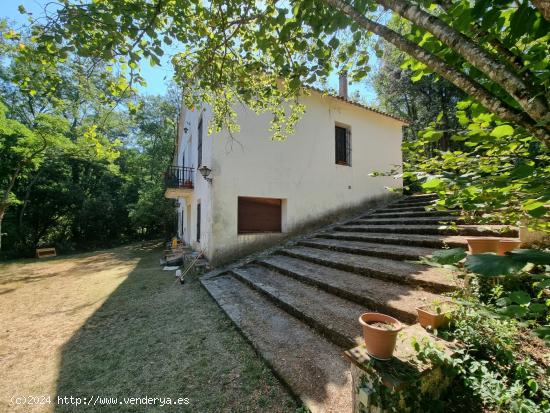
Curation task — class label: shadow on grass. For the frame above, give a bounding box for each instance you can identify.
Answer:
[54,244,296,412]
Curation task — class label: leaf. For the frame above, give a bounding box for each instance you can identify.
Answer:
[509,249,550,265]
[328,37,339,49]
[431,248,466,265]
[522,199,548,218]
[533,325,550,342]
[535,278,550,289]
[495,297,510,307]
[497,304,528,318]
[508,290,531,305]
[465,253,525,277]
[410,71,424,82]
[528,303,547,314]
[490,124,514,138]
[422,178,443,190]
[509,162,534,179]
[456,100,472,110]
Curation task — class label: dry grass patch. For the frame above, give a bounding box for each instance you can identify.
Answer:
[0,243,297,412]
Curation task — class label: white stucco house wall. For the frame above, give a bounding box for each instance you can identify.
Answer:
[165,79,405,265]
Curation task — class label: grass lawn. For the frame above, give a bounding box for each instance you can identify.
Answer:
[0,242,298,412]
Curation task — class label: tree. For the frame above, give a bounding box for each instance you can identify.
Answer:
[125,94,180,237]
[371,32,466,150]
[0,103,70,251]
[16,0,548,144]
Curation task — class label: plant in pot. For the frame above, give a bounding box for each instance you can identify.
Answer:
[358,312,402,360]
[416,301,457,330]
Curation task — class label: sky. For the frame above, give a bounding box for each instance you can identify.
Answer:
[2,0,376,102]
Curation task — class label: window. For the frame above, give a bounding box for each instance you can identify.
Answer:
[197,117,203,167]
[238,197,282,234]
[335,125,351,166]
[196,202,201,242]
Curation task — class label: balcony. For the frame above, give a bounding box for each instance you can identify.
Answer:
[164,166,195,199]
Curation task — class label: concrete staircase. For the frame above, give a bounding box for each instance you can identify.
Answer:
[201,194,517,412]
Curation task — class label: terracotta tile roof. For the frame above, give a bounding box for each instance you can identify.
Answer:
[307,86,409,124]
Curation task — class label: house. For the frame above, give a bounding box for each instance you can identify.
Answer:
[164,75,405,265]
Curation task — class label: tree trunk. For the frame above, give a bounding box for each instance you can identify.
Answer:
[532,0,550,21]
[435,0,538,89]
[18,167,44,234]
[0,169,21,252]
[374,0,549,128]
[323,0,550,145]
[0,210,4,252]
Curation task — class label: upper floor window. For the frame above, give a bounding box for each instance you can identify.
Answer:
[197,117,203,167]
[335,125,351,166]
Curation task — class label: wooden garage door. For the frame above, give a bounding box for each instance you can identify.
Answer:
[238,197,282,234]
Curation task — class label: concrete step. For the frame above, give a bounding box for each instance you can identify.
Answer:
[334,224,518,237]
[406,193,438,200]
[367,210,460,219]
[297,238,436,261]
[388,200,436,208]
[378,205,435,213]
[279,246,459,293]
[201,273,353,413]
[316,231,470,248]
[258,255,441,324]
[231,265,366,348]
[353,216,461,226]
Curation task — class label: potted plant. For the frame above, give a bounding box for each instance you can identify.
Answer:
[497,239,522,256]
[358,312,402,360]
[416,301,457,330]
[466,237,500,254]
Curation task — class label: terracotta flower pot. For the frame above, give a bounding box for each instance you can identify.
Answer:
[416,301,457,330]
[466,237,500,254]
[497,239,522,256]
[358,312,402,360]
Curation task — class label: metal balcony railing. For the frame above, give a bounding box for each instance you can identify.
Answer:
[164,166,195,190]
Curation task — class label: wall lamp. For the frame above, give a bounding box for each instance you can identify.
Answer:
[198,165,213,183]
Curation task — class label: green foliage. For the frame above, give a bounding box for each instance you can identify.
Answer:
[6,0,546,144]
[421,244,550,354]
[415,303,550,412]
[510,249,550,265]
[463,249,549,330]
[404,101,549,231]
[0,20,179,256]
[465,253,526,277]
[371,17,466,153]
[430,248,467,266]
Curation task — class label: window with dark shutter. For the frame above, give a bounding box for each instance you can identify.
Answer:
[238,197,282,234]
[196,202,201,242]
[197,117,203,167]
[335,125,351,166]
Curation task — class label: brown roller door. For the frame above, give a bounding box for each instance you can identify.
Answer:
[238,197,282,234]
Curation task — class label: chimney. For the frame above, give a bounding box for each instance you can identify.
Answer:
[338,72,348,100]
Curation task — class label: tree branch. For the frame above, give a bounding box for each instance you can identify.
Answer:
[531,0,550,21]
[323,0,549,144]
[373,0,549,127]
[435,0,539,90]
